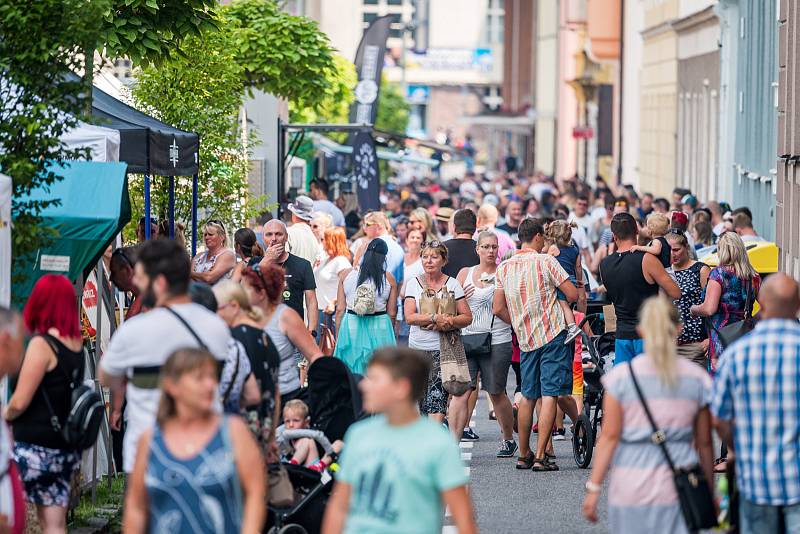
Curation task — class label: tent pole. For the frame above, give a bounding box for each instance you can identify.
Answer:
[191,174,198,257]
[168,176,175,239]
[144,174,151,240]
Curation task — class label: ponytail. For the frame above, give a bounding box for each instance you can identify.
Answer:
[639,296,680,388]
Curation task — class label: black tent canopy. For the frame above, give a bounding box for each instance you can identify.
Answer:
[91,87,199,176]
[86,84,201,254]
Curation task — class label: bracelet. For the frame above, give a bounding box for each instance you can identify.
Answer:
[585,481,602,493]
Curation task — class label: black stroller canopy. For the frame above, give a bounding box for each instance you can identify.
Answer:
[90,85,199,176]
[307,358,364,443]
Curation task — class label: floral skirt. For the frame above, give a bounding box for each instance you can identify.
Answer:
[419,350,448,415]
[13,442,80,507]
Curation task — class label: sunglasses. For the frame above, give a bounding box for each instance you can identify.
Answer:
[614,201,628,208]
[250,262,268,290]
[207,219,225,230]
[422,240,442,249]
[667,228,685,236]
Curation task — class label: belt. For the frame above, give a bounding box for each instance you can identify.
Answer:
[347,310,387,316]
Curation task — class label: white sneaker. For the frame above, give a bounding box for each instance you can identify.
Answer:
[564,324,582,344]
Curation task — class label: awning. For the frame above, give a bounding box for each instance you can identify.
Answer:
[12,161,131,300]
[91,86,199,176]
[309,133,439,166]
[61,121,120,162]
[458,113,539,134]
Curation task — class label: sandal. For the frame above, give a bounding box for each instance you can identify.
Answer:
[545,451,556,461]
[516,452,534,470]
[532,457,558,472]
[543,455,559,471]
[489,410,497,421]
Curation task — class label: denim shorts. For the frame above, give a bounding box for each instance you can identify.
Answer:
[614,338,644,366]
[519,331,572,400]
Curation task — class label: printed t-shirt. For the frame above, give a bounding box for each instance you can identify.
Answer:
[278,253,316,320]
[337,415,468,534]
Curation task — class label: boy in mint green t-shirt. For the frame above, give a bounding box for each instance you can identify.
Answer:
[322,348,476,534]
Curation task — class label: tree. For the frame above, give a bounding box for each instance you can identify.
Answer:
[375,79,410,134]
[130,27,263,242]
[289,55,357,125]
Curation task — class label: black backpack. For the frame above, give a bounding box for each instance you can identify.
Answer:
[41,337,105,451]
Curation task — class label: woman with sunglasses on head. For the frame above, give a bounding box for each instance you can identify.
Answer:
[457,231,517,458]
[241,263,323,405]
[667,230,711,369]
[404,241,473,441]
[334,239,397,374]
[191,220,236,286]
[231,228,264,283]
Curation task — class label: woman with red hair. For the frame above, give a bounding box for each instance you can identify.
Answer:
[241,264,322,405]
[5,275,84,533]
[313,227,352,334]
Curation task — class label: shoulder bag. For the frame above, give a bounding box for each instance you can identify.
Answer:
[462,316,493,359]
[628,363,717,531]
[711,278,755,349]
[319,313,336,356]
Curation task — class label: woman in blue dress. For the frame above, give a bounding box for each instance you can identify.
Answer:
[123,348,266,534]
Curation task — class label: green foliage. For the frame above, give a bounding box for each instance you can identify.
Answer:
[223,0,336,105]
[289,54,357,125]
[375,79,410,134]
[100,0,218,65]
[0,0,103,282]
[131,27,267,243]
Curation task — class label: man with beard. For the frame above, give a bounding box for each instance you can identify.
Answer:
[100,239,230,474]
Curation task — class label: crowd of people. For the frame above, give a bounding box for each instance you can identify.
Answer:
[0,169,797,534]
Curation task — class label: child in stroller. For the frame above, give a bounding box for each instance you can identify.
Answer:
[267,357,364,534]
[572,314,616,468]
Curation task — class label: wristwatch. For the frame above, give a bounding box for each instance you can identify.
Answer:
[585,481,602,493]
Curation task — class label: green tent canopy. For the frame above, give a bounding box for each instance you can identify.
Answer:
[13,160,130,300]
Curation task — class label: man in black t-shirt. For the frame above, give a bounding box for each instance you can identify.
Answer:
[443,209,480,278]
[259,220,318,337]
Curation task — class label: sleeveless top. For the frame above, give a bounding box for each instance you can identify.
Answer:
[12,334,84,450]
[555,243,580,280]
[193,249,234,283]
[461,267,512,344]
[343,270,391,312]
[600,251,659,340]
[655,236,671,268]
[673,262,707,344]
[264,304,301,394]
[145,417,242,534]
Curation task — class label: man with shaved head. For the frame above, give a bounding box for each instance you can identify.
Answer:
[711,273,800,533]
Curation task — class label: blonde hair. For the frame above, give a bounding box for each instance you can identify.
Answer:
[476,230,498,245]
[717,232,758,281]
[312,212,334,230]
[411,208,439,239]
[204,222,227,247]
[646,213,670,237]
[477,204,499,226]
[543,220,575,248]
[639,296,681,388]
[283,399,309,419]
[213,280,264,322]
[157,348,219,424]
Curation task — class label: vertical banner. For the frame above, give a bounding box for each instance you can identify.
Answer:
[353,131,380,211]
[349,15,393,126]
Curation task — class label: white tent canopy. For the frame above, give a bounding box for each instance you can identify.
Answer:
[0,173,10,308]
[61,121,120,162]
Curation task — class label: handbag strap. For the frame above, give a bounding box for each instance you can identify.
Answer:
[37,335,66,434]
[221,342,240,404]
[627,363,677,472]
[743,278,754,322]
[165,307,208,349]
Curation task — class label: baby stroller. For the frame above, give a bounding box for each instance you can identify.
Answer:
[572,314,616,469]
[267,357,365,534]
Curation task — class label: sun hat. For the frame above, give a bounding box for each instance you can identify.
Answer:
[287,195,315,222]
[435,207,455,223]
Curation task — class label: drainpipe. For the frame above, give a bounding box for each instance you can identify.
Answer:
[617,0,625,186]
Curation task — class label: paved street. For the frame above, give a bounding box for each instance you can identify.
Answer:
[455,388,609,534]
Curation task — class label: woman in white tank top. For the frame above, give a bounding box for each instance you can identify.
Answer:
[456,231,518,458]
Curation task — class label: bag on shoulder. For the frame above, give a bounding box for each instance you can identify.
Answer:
[40,337,104,452]
[712,279,756,349]
[439,332,471,396]
[319,314,336,356]
[352,282,376,316]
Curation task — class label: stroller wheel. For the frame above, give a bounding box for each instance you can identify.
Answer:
[572,414,594,469]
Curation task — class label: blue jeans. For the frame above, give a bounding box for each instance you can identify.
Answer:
[740,499,800,534]
[614,338,644,366]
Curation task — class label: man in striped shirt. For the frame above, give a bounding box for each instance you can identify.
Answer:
[493,218,578,471]
[711,273,800,533]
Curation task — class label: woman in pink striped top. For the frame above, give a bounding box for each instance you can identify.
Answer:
[582,296,715,533]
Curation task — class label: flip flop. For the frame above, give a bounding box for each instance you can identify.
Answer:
[516,452,534,470]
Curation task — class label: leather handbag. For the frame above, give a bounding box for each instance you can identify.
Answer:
[628,364,718,531]
[462,317,494,359]
[714,279,756,349]
[319,313,336,356]
[267,463,294,508]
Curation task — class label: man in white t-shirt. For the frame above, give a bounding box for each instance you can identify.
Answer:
[287,196,323,265]
[100,239,230,473]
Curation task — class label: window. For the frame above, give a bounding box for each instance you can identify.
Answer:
[387,0,402,4]
[484,0,504,45]
[363,12,378,26]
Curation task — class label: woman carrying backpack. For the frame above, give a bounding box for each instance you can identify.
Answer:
[4,275,84,534]
[334,238,398,374]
